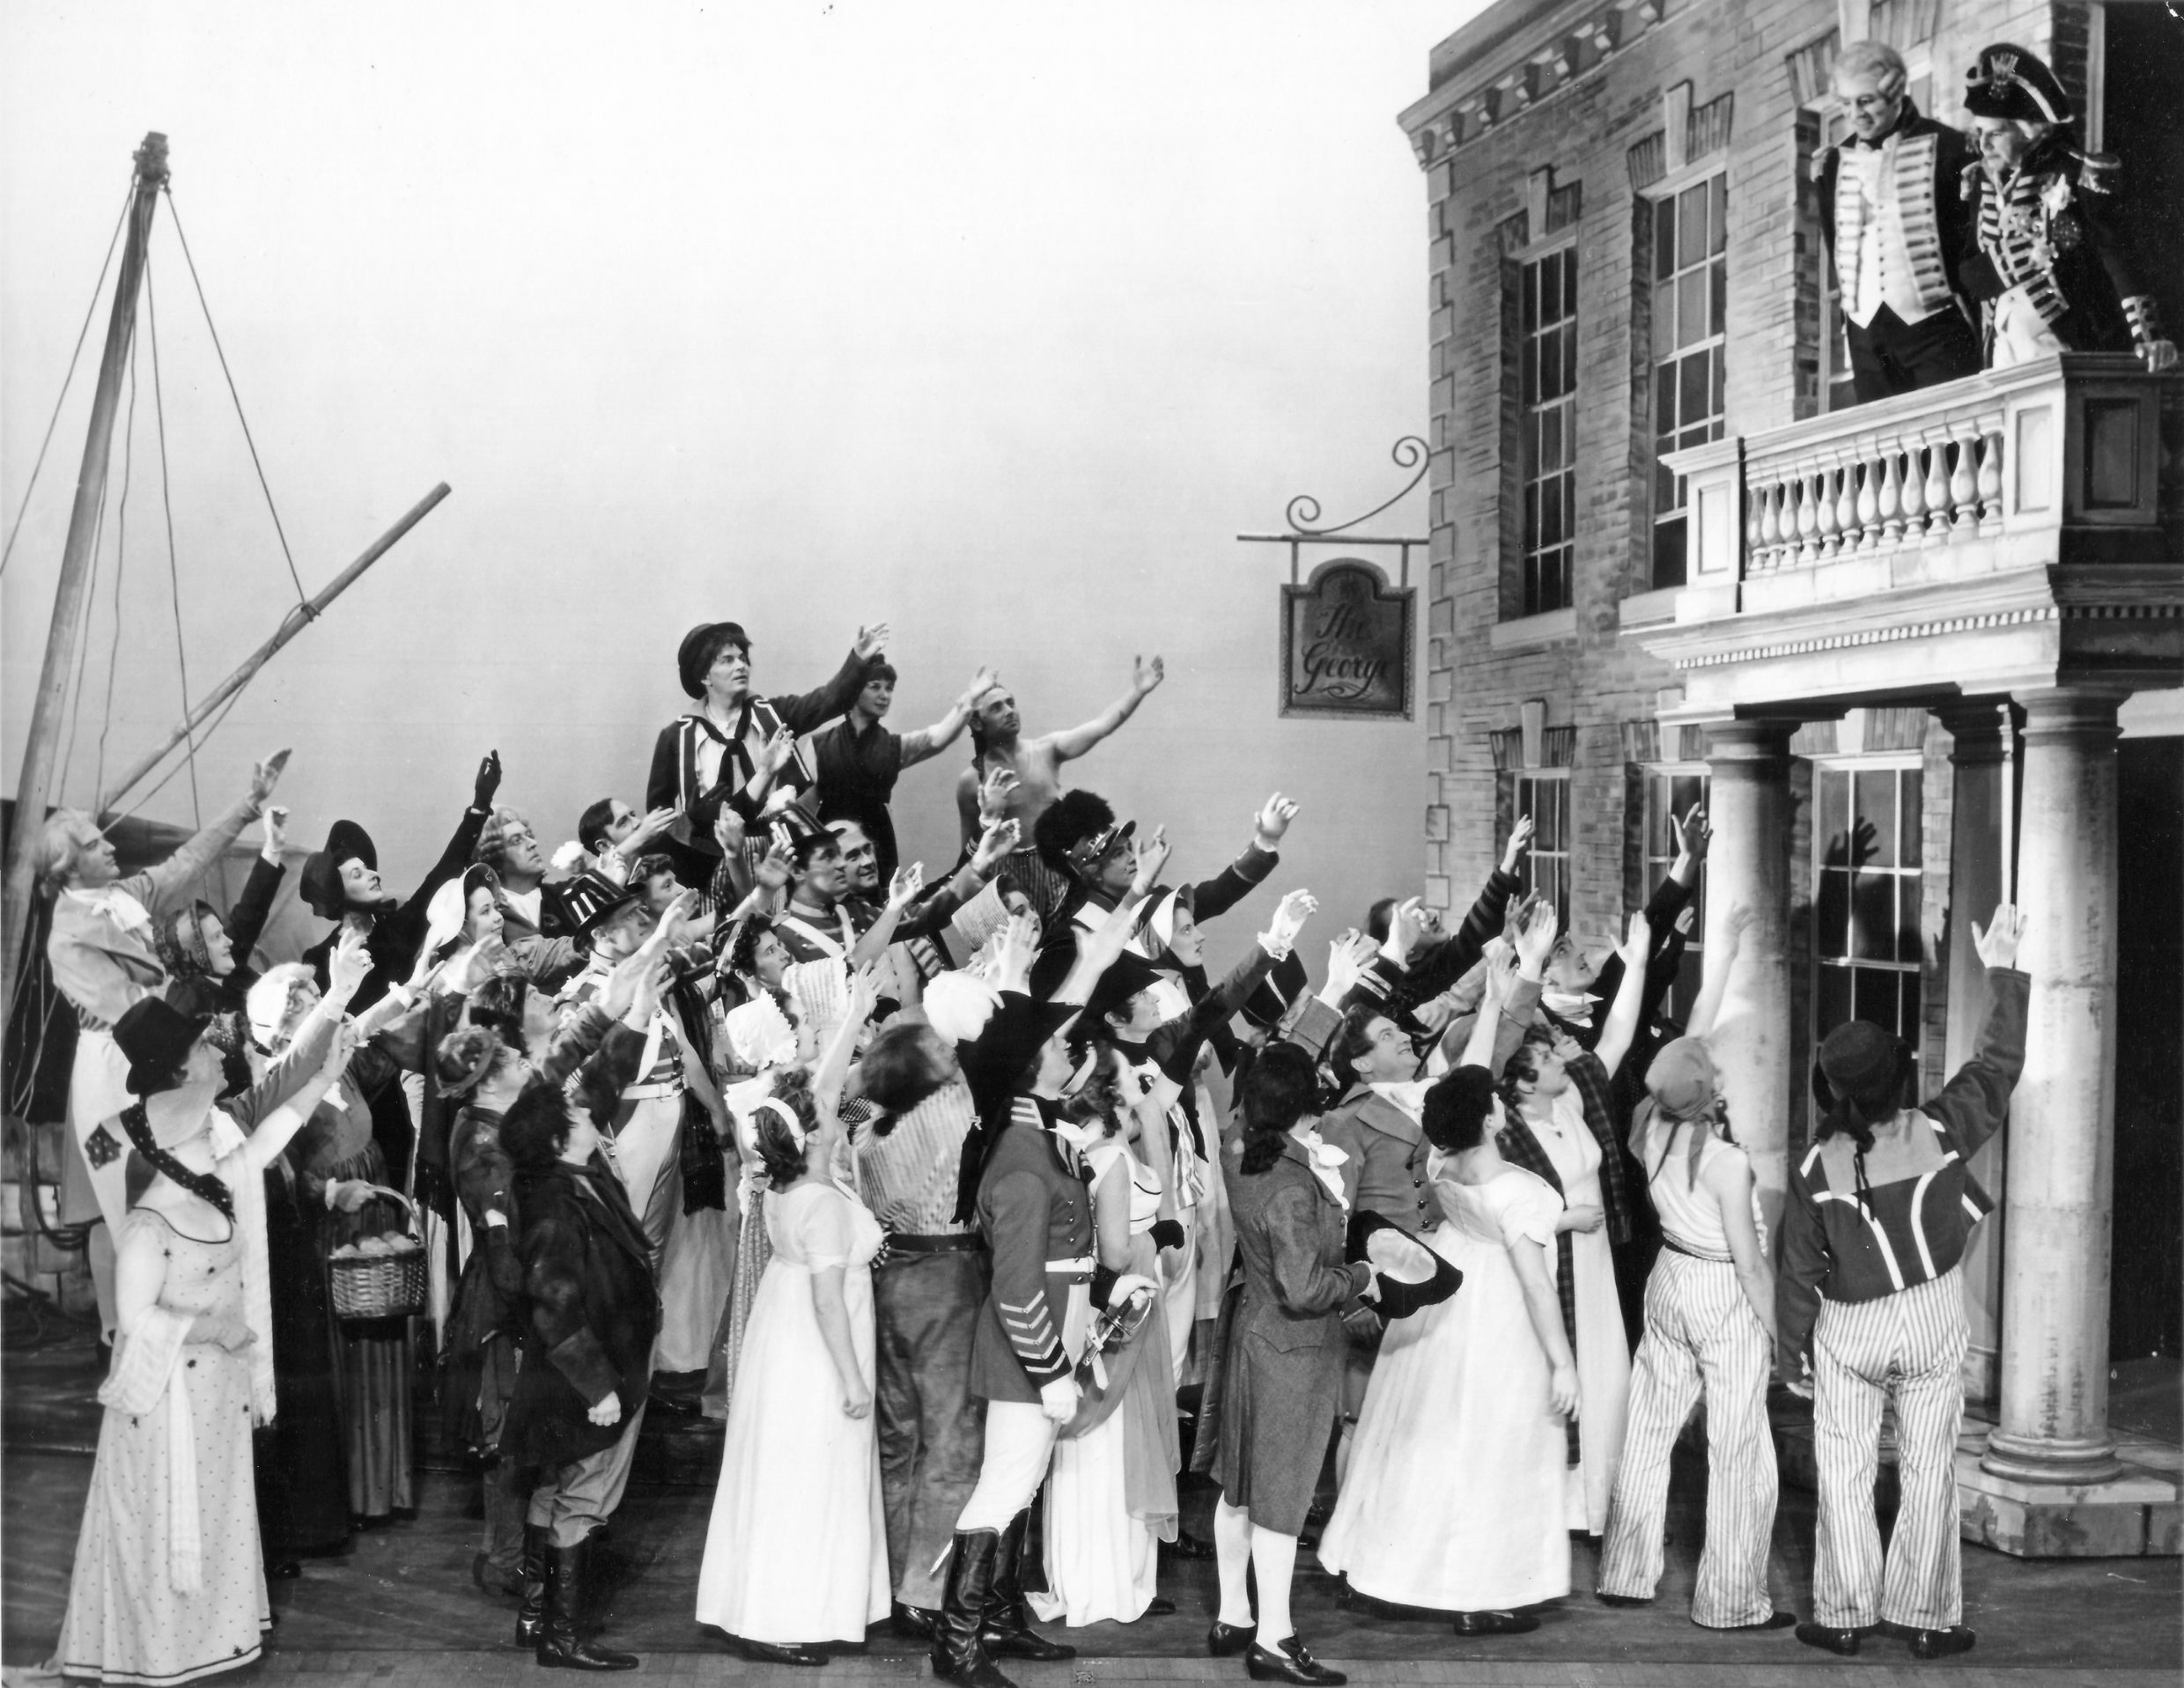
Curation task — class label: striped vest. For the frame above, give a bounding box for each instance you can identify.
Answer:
[1834,131,1955,327]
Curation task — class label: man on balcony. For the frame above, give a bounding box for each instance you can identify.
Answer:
[1813,40,1982,403]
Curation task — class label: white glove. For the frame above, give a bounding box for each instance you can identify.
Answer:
[1039,1375,1081,1424]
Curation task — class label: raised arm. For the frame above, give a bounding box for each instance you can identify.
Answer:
[1922,906,2029,1159]
[1048,655,1164,763]
[848,864,926,968]
[1685,903,1752,1042]
[223,806,289,961]
[134,749,285,913]
[765,626,889,737]
[1590,910,1653,1080]
[901,667,999,769]
[240,1023,357,1177]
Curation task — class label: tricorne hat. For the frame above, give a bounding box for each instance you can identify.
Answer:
[677,622,749,700]
[114,996,212,1098]
[1963,42,2073,126]
[299,819,378,919]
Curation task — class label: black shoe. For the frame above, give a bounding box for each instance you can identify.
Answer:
[1245,1634,1345,1685]
[1207,1620,1257,1656]
[931,1530,1016,1688]
[1902,1625,1977,1660]
[1795,1621,1870,1656]
[729,1637,829,1666]
[535,1542,638,1670]
[1164,1530,1218,1561]
[1144,1596,1177,1617]
[473,1551,523,1603]
[514,1523,550,1648]
[979,1510,1074,1662]
[1596,1591,1651,1608]
[891,1600,940,1640]
[1710,1611,1797,1632]
[1450,1610,1538,1636]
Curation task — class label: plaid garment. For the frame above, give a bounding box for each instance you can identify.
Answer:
[1495,1050,1632,1466]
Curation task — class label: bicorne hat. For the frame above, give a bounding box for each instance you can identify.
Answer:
[1963,42,2072,126]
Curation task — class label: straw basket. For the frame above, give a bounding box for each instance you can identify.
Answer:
[328,1187,427,1322]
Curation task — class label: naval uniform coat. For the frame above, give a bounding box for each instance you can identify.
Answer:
[966,1104,1095,1405]
[1214,1137,1372,1534]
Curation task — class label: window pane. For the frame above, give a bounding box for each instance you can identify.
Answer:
[1710,173,1728,255]
[1900,770,1923,867]
[1671,774,1706,823]
[1818,770,1849,865]
[1854,966,1900,1033]
[1679,270,1708,349]
[1680,352,1710,427]
[1541,408,1562,472]
[1647,778,1673,855]
[1710,258,1727,337]
[1816,869,1850,960]
[1522,339,1538,407]
[1679,184,1707,275]
[1564,249,1579,316]
[1540,483,1564,547]
[1710,346,1725,422]
[1558,321,1579,398]
[1898,878,1925,966]
[1856,770,1899,867]
[1653,516,1688,588]
[1523,263,1538,334]
[1524,483,1539,551]
[1817,965,1852,1039]
[1901,974,1921,1044]
[1656,195,1676,279]
[1851,872,1895,960]
[1541,329,1561,400]
[1655,362,1678,435]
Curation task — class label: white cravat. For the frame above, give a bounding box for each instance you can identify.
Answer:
[1292,1126,1350,1209]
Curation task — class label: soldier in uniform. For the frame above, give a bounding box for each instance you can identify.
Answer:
[1812,40,1983,403]
[1957,42,2179,372]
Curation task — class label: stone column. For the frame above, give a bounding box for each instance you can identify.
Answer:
[1938,702,2010,1406]
[1982,689,2125,1485]
[1703,719,1797,1235]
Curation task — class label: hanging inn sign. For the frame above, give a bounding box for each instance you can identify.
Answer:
[1243,437,1424,720]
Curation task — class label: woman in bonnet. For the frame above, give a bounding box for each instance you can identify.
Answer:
[51,989,354,1684]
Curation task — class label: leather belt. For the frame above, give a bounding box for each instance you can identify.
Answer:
[882,1233,985,1256]
[1661,1235,1734,1264]
[1047,1254,1096,1279]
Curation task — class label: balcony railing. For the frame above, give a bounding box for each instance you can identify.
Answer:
[1664,353,2174,623]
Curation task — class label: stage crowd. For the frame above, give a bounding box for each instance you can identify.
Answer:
[33,36,2116,1684]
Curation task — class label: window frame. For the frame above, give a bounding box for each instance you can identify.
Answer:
[1517,238,1581,618]
[1809,754,1928,1061]
[1514,770,1574,919]
[1643,169,1730,590]
[1642,764,1710,1027]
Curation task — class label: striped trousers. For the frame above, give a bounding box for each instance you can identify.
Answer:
[1811,1268,1968,1630]
[1597,1249,1778,1626]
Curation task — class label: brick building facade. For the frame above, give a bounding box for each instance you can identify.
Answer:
[1398,0,2182,1554]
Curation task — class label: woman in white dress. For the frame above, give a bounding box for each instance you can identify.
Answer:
[697,970,889,1666]
[1030,1044,1179,1627]
[1495,910,1652,1536]
[1318,961,1580,1636]
[54,984,354,1685]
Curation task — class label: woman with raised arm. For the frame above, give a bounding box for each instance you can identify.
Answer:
[1318,954,1579,1635]
[1778,905,2028,1662]
[1596,906,1791,1630]
[50,994,353,1686]
[697,966,890,1667]
[1494,904,1650,1537]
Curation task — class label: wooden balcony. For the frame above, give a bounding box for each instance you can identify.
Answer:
[1641,354,2184,713]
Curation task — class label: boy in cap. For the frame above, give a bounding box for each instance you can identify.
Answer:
[646,619,889,888]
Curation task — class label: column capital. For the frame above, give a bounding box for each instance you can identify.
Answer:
[1935,698,2013,767]
[1703,717,1797,771]
[2015,687,2126,746]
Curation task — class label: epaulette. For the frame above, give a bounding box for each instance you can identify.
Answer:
[2077,148,2120,195]
[1809,143,1838,187]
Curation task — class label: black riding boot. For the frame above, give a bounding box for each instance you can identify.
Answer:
[535,1541,638,1670]
[931,1530,1015,1688]
[514,1523,550,1647]
[981,1510,1075,1662]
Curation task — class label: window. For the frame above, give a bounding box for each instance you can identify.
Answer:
[1521,247,1579,615]
[1515,774,1572,916]
[1650,173,1727,588]
[1812,763,1925,1052]
[1644,770,1709,1025]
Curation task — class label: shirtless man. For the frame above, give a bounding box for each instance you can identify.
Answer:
[952,656,1165,849]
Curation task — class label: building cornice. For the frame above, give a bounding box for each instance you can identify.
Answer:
[1397,0,1671,170]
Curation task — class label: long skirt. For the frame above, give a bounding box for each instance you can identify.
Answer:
[59,1346,271,1684]
[323,1144,415,1521]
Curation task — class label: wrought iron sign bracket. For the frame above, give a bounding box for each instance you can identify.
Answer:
[1236,434,1430,586]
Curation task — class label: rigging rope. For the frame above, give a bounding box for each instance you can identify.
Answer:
[144,255,207,839]
[163,188,310,608]
[92,330,141,806]
[0,180,132,579]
